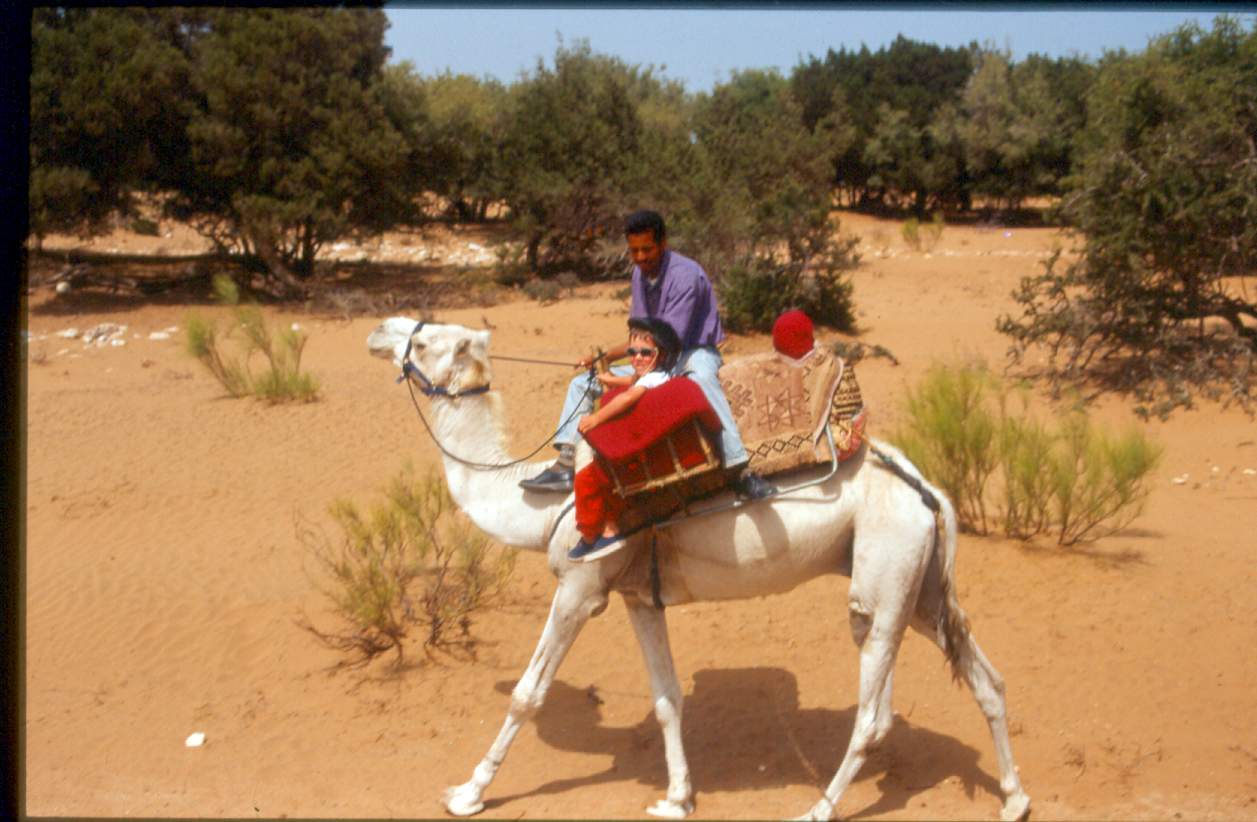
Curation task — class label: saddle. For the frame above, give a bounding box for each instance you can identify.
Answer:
[582,347,867,531]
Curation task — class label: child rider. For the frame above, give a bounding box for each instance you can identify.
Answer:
[568,317,682,562]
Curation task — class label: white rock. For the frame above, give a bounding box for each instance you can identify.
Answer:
[1243,468,1256,476]
[1171,474,1189,485]
[110,339,126,347]
[83,323,127,346]
[55,328,80,339]
[291,323,301,332]
[185,732,206,748]
[148,331,171,341]
[55,281,71,295]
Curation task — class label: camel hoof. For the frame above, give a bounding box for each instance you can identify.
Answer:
[443,784,485,817]
[645,798,692,819]
[793,797,836,821]
[1001,791,1031,822]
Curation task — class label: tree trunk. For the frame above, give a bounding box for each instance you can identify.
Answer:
[241,219,307,299]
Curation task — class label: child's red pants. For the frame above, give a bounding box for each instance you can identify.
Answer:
[574,459,626,543]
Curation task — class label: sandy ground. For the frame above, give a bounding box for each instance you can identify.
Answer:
[22,213,1257,820]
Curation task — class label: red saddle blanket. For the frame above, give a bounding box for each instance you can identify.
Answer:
[584,377,722,462]
[583,379,724,495]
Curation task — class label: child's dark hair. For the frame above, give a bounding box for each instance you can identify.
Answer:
[627,316,681,372]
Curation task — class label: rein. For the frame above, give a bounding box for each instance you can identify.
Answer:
[398,321,598,471]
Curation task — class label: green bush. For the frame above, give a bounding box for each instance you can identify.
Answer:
[901,212,944,251]
[298,465,515,667]
[184,274,319,403]
[893,361,1162,544]
[718,240,857,334]
[522,279,562,304]
[893,362,1001,534]
[130,216,161,236]
[1047,413,1163,545]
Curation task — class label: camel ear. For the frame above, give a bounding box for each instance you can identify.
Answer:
[475,329,491,347]
[455,337,471,356]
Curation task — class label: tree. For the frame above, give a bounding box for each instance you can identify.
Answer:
[30,8,194,240]
[958,50,1092,212]
[31,8,419,297]
[388,68,509,222]
[170,9,412,293]
[790,37,976,207]
[690,70,857,332]
[999,17,1257,416]
[497,41,649,274]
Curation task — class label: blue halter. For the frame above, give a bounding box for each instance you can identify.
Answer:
[397,321,491,399]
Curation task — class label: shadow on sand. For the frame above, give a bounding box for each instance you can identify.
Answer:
[482,666,1000,817]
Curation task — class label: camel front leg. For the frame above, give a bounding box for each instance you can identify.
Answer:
[623,598,694,819]
[444,578,608,816]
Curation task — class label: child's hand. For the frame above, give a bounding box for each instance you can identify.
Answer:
[596,372,617,387]
[577,414,597,435]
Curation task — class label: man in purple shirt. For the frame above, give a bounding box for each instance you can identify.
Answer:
[520,210,775,500]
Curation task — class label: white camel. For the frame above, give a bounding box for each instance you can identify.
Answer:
[367,318,1031,822]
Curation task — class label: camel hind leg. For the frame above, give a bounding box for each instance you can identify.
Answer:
[909,495,1030,820]
[909,609,1031,822]
[444,575,608,816]
[797,600,910,821]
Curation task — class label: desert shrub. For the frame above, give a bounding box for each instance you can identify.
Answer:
[893,362,1001,533]
[185,313,251,397]
[1047,413,1163,546]
[996,391,1058,539]
[184,274,319,402]
[718,238,858,334]
[522,279,562,304]
[901,212,944,251]
[130,217,160,236]
[893,361,1162,543]
[298,465,515,667]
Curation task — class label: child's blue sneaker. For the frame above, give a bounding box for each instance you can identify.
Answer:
[568,534,627,562]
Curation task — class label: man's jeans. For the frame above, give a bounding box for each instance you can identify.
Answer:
[551,346,749,468]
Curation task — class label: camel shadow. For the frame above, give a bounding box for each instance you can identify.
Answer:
[485,666,1000,817]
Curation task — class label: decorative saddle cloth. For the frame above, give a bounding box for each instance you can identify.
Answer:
[719,346,867,477]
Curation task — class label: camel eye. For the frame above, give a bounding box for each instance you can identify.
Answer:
[455,339,470,355]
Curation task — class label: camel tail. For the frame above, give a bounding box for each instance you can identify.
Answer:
[870,443,970,681]
[932,488,971,682]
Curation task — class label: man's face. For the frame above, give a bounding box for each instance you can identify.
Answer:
[627,231,666,278]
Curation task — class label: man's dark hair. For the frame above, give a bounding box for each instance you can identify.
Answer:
[628,316,682,372]
[624,210,666,243]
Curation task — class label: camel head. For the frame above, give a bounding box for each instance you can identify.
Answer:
[368,317,493,396]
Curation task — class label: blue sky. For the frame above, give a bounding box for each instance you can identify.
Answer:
[383,7,1248,91]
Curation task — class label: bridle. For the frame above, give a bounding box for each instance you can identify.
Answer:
[396,321,598,471]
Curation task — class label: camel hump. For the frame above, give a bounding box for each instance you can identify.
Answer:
[718,348,868,476]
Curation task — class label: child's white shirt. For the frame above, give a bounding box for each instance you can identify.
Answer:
[634,370,670,390]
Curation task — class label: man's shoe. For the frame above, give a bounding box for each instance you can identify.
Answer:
[519,464,574,493]
[568,534,627,563]
[737,471,777,500]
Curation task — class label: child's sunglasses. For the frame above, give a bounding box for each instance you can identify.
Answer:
[626,346,657,357]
